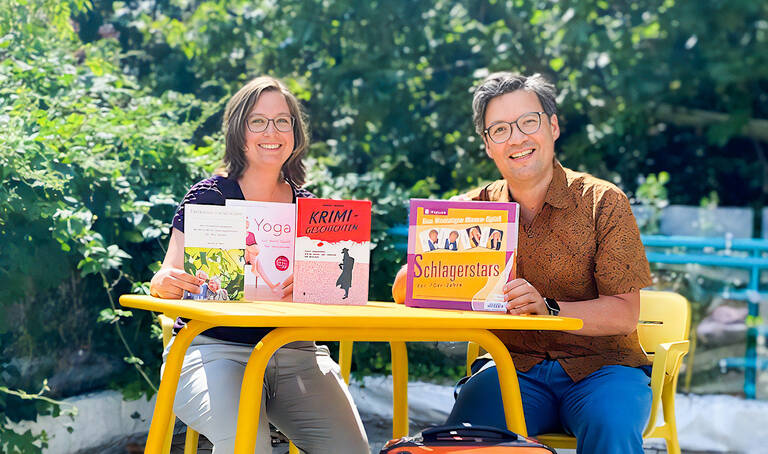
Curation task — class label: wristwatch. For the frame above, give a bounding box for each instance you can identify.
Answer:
[544,297,560,316]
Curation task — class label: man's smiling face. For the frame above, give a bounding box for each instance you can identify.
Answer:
[482,90,560,185]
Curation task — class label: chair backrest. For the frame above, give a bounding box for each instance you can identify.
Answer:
[637,290,691,359]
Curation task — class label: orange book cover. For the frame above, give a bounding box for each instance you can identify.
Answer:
[405,199,519,311]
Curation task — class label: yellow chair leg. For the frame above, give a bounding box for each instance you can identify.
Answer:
[289,441,300,454]
[466,342,480,375]
[184,428,199,453]
[666,432,681,454]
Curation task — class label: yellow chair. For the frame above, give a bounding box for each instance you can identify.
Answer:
[159,315,317,454]
[465,290,691,454]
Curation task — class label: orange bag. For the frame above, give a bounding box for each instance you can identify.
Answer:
[380,425,556,453]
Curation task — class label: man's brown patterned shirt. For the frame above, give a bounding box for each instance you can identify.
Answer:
[464,160,653,382]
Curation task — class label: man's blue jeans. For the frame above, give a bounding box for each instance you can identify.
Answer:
[447,360,652,454]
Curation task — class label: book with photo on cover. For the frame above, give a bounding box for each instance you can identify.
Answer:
[405,199,519,311]
[182,204,246,301]
[293,198,371,305]
[226,200,295,302]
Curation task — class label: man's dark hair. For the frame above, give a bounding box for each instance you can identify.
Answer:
[472,72,557,135]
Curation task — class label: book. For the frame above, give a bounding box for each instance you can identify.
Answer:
[293,198,372,305]
[182,204,246,301]
[226,200,295,302]
[405,199,519,311]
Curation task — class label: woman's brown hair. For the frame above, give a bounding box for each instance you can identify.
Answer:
[221,76,308,186]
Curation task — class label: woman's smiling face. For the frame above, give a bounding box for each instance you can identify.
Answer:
[243,89,295,171]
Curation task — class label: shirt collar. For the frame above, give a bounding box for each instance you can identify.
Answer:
[544,160,576,210]
[486,159,575,209]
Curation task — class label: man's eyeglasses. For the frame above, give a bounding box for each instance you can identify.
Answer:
[246,115,294,134]
[484,111,546,144]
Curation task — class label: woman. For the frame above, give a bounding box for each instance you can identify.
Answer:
[149,76,369,453]
[487,229,502,250]
[468,226,482,248]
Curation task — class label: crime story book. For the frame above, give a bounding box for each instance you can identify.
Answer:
[405,199,519,311]
[293,198,372,305]
[183,204,246,301]
[226,200,295,302]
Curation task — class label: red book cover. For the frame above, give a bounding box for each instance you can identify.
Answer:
[293,198,371,305]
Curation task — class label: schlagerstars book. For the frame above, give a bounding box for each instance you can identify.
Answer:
[293,198,372,305]
[405,199,519,311]
[182,204,245,301]
[225,200,295,302]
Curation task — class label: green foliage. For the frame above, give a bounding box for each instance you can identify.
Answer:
[634,171,670,234]
[0,379,78,453]
[349,342,465,383]
[0,0,216,438]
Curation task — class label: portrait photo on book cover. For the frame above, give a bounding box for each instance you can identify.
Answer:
[183,248,245,301]
[486,228,504,250]
[465,225,493,249]
[419,228,444,252]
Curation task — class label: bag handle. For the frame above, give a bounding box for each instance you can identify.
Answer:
[421,424,522,442]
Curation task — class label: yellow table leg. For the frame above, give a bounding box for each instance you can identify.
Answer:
[144,320,213,453]
[390,341,409,438]
[233,327,527,452]
[162,413,175,453]
[472,330,526,436]
[234,329,297,454]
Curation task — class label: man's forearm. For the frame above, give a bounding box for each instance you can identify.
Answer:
[559,292,640,336]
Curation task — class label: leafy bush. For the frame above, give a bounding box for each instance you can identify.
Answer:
[0,0,217,446]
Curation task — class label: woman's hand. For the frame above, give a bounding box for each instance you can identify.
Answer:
[504,278,547,315]
[150,268,204,299]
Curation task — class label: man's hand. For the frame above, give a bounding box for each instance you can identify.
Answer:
[392,264,408,303]
[504,278,547,315]
[150,268,204,299]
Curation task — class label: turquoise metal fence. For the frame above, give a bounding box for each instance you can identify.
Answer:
[642,234,768,399]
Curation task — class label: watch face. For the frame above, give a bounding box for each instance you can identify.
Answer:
[545,298,560,314]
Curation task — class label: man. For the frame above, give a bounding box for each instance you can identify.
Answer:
[336,247,355,299]
[427,229,440,250]
[396,73,653,453]
[445,230,459,250]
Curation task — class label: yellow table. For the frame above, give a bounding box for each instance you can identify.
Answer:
[119,295,582,454]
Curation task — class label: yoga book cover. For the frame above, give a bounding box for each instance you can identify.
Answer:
[225,200,295,302]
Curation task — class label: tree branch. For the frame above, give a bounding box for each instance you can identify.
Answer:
[656,104,768,143]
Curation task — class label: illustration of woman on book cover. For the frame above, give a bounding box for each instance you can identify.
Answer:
[336,247,355,299]
[244,218,279,293]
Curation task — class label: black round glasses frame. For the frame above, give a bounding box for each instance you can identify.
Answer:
[483,111,546,144]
